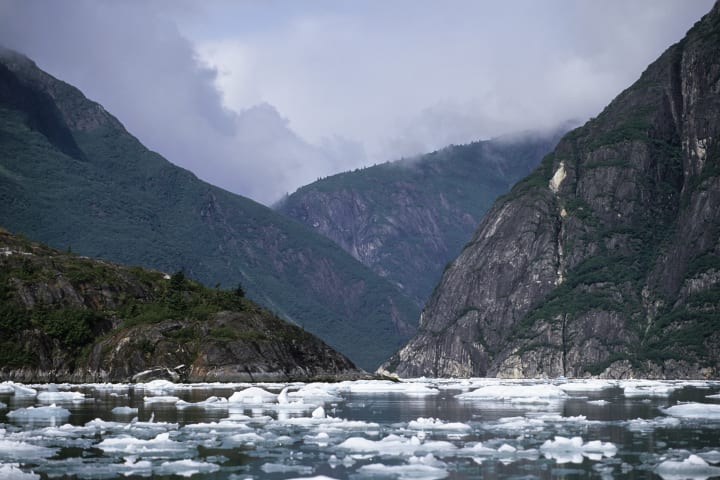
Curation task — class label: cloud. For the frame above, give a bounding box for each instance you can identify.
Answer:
[0,0,714,204]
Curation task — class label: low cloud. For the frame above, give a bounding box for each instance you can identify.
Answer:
[0,0,714,204]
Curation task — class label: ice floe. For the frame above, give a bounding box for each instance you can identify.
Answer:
[0,464,40,479]
[456,384,568,403]
[338,434,456,456]
[176,396,228,409]
[6,404,71,421]
[96,432,187,456]
[37,390,85,403]
[662,403,720,420]
[0,439,57,460]
[111,406,139,415]
[558,380,616,392]
[655,454,720,480]
[156,459,221,477]
[1,382,37,397]
[621,380,679,397]
[357,455,449,480]
[407,417,472,431]
[540,436,617,463]
[143,395,181,404]
[228,386,278,403]
[338,380,439,395]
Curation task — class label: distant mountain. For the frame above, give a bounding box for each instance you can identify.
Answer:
[382,3,720,379]
[277,131,565,306]
[0,228,362,382]
[0,48,419,371]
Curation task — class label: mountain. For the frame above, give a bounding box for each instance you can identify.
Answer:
[276,131,564,305]
[0,48,419,371]
[382,3,720,379]
[0,228,362,382]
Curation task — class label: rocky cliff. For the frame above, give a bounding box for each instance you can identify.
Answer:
[0,48,419,371]
[0,229,363,382]
[382,3,720,379]
[277,132,563,305]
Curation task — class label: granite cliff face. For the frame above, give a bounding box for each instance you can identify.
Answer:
[383,4,720,379]
[0,48,419,371]
[277,133,563,305]
[0,230,362,383]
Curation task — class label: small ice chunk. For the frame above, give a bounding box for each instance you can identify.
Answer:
[357,462,448,479]
[706,393,720,399]
[278,386,291,404]
[558,381,615,392]
[587,400,610,406]
[0,401,6,409]
[312,406,326,419]
[135,379,178,394]
[0,440,57,460]
[338,380,439,395]
[622,380,678,397]
[540,436,616,464]
[289,384,342,402]
[337,434,456,456]
[655,454,720,480]
[0,383,16,394]
[176,396,228,409]
[227,386,278,404]
[37,390,85,402]
[285,476,340,480]
[156,459,220,477]
[662,403,720,420]
[1,382,37,397]
[111,406,139,415]
[260,463,314,474]
[626,416,681,431]
[97,432,186,455]
[408,417,471,431]
[457,384,567,402]
[0,464,40,479]
[699,450,720,464]
[143,395,180,404]
[6,404,71,421]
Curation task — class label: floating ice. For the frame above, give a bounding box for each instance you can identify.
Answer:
[260,462,314,475]
[143,395,180,404]
[312,406,326,419]
[0,383,15,394]
[456,384,568,403]
[96,432,187,455]
[540,436,617,464]
[699,450,720,464]
[357,460,448,480]
[587,400,610,406]
[285,476,340,480]
[408,417,472,431]
[0,464,40,479]
[0,439,57,460]
[1,382,37,397]
[289,383,343,402]
[338,380,439,395]
[37,390,85,402]
[134,379,178,394]
[6,404,71,421]
[156,459,220,477]
[662,403,720,420]
[488,416,546,431]
[558,381,616,392]
[706,393,720,399]
[176,396,228,409]
[337,434,456,456]
[228,386,278,403]
[111,406,139,415]
[625,416,681,431]
[0,401,6,409]
[655,454,720,480]
[621,380,679,397]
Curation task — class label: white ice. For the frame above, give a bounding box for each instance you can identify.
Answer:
[1,382,37,397]
[706,393,720,399]
[625,417,681,431]
[456,384,568,402]
[655,454,720,480]
[0,401,6,409]
[96,432,188,456]
[37,391,85,402]
[407,417,472,431]
[0,464,40,480]
[143,395,180,404]
[176,396,228,409]
[260,462,314,475]
[558,380,616,392]
[227,386,278,403]
[540,436,617,464]
[621,380,679,397]
[111,406,139,415]
[337,434,456,457]
[337,380,439,395]
[6,404,70,421]
[662,403,720,420]
[0,439,57,460]
[357,459,449,480]
[156,459,220,477]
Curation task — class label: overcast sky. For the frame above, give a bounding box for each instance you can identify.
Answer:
[0,0,714,204]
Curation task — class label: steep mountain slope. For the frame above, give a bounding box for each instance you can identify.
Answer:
[0,48,419,371]
[383,3,720,379]
[0,229,361,382]
[277,132,563,305]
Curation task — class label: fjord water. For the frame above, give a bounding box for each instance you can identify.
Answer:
[1,379,720,479]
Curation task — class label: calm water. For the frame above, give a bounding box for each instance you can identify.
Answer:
[1,378,720,479]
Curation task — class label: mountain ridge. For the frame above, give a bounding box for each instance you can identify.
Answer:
[382,2,720,379]
[0,48,419,371]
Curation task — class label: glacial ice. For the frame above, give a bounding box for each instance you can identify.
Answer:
[621,380,679,397]
[37,390,85,402]
[662,403,720,420]
[96,432,188,456]
[357,460,449,480]
[558,380,616,392]
[655,454,720,480]
[456,384,568,402]
[337,434,456,456]
[175,395,228,409]
[227,386,278,403]
[407,417,472,431]
[156,459,221,477]
[540,436,617,463]
[111,406,139,415]
[143,395,181,404]
[0,401,6,409]
[6,404,71,421]
[0,439,57,460]
[1,382,37,397]
[0,464,40,480]
[338,380,439,395]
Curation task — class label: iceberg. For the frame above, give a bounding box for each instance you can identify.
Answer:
[227,386,278,403]
[456,384,568,402]
[6,404,71,421]
[0,464,40,480]
[175,396,228,409]
[37,390,85,402]
[111,406,139,415]
[662,403,720,420]
[143,395,180,404]
[655,454,720,480]
[540,436,617,463]
[407,417,472,431]
[156,459,220,477]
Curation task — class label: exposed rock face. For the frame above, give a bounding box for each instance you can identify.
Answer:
[0,48,419,371]
[382,4,720,379]
[277,132,563,305]
[0,230,362,383]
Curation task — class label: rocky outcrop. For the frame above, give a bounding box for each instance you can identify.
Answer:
[0,230,363,382]
[382,3,720,379]
[277,132,563,305]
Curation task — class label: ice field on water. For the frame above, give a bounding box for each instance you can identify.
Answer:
[2,378,720,479]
